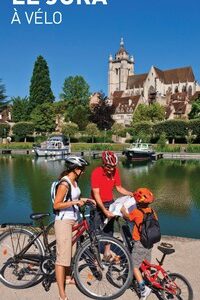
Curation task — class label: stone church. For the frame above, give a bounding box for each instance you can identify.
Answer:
[108,39,200,125]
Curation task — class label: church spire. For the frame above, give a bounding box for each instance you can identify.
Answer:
[120,37,124,48]
[116,37,128,56]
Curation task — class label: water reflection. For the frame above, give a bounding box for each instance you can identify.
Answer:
[121,159,154,175]
[0,156,200,238]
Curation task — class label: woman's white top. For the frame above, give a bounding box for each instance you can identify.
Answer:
[55,176,81,221]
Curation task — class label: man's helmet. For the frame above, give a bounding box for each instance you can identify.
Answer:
[133,188,154,204]
[65,156,89,171]
[102,151,118,166]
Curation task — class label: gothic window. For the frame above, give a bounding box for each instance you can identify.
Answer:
[175,86,179,93]
[182,85,186,92]
[188,86,192,96]
[148,86,156,104]
[116,69,119,75]
[148,86,156,95]
[167,87,172,93]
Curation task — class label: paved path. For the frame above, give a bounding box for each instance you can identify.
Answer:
[1,236,199,300]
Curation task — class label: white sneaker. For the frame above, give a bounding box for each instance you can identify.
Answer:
[140,285,152,300]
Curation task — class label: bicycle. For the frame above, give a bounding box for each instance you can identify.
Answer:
[119,222,193,300]
[0,203,133,300]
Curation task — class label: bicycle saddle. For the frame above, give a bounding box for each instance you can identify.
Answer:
[157,243,175,255]
[30,213,50,220]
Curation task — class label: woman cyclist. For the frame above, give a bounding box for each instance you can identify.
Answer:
[53,156,89,300]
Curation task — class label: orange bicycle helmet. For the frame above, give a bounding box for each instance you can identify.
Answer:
[133,188,154,204]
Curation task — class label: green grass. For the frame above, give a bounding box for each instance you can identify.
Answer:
[71,143,129,151]
[0,142,33,149]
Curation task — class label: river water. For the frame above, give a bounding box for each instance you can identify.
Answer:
[0,156,200,239]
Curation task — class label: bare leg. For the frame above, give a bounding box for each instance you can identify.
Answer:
[104,244,111,256]
[133,267,143,283]
[65,266,75,283]
[55,264,68,300]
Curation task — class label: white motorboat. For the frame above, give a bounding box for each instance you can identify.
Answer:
[33,135,71,157]
[123,142,155,161]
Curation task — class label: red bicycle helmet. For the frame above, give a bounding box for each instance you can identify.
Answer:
[133,188,154,204]
[102,151,118,166]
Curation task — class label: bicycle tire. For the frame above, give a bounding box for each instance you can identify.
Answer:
[45,221,56,253]
[0,228,44,289]
[73,235,132,300]
[160,272,193,300]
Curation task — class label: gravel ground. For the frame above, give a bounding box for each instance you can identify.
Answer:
[1,235,199,300]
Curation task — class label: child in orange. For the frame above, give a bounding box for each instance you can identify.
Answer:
[121,187,157,300]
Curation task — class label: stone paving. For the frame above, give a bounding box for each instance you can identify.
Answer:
[1,236,199,300]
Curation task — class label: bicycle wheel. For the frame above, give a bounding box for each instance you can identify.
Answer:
[73,236,132,300]
[0,228,44,289]
[161,272,193,300]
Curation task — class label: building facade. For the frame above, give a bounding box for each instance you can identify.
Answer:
[108,39,200,125]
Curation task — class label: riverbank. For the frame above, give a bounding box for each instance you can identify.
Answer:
[1,148,200,161]
[1,235,199,300]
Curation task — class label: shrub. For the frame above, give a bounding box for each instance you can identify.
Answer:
[157,132,167,148]
[12,122,34,142]
[130,121,153,136]
[188,119,200,138]
[187,144,200,153]
[153,120,188,140]
[0,123,10,138]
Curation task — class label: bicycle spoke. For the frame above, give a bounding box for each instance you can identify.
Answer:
[0,229,44,289]
[161,273,193,300]
[74,236,132,299]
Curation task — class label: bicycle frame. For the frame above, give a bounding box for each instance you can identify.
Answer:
[141,259,181,295]
[7,207,90,262]
[72,218,89,246]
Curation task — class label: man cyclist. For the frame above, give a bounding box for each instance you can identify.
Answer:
[90,150,133,260]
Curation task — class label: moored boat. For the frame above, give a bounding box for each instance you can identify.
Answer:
[33,135,71,157]
[122,142,155,161]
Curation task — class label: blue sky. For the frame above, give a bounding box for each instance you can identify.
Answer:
[0,0,200,100]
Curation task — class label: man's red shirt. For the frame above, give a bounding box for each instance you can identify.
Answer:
[91,166,121,202]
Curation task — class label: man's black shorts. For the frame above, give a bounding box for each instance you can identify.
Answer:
[90,200,114,237]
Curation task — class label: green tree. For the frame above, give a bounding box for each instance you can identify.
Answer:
[132,103,165,124]
[0,79,9,108]
[132,104,148,123]
[62,122,79,138]
[71,105,89,130]
[11,96,30,122]
[89,93,115,130]
[148,103,165,122]
[60,76,90,112]
[157,132,167,147]
[31,102,56,133]
[85,123,100,143]
[53,100,67,115]
[188,97,200,119]
[0,123,10,138]
[12,122,34,142]
[111,123,126,138]
[29,56,55,111]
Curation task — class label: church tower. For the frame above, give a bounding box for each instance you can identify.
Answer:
[108,38,134,97]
